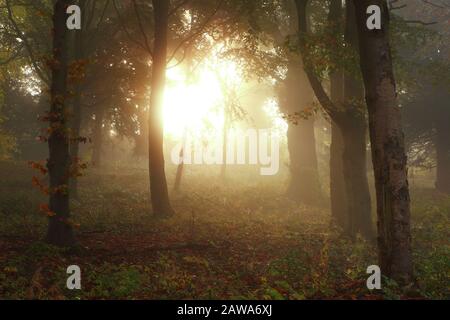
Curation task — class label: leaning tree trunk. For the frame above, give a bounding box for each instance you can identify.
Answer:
[148,0,174,217]
[353,0,413,284]
[435,108,450,194]
[46,0,76,247]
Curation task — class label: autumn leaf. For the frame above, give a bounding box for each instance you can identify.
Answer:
[39,203,56,217]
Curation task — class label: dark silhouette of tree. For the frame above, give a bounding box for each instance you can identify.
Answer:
[46,0,76,247]
[294,0,373,238]
[148,0,174,218]
[332,1,373,239]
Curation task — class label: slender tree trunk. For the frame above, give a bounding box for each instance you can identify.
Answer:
[329,92,348,228]
[92,106,104,167]
[46,0,76,247]
[328,0,347,229]
[340,1,373,240]
[354,0,413,284]
[148,0,174,217]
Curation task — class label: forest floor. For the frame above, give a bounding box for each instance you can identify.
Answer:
[0,161,448,300]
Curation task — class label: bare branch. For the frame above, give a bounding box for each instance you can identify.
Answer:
[0,44,24,65]
[131,0,153,57]
[169,0,191,17]
[167,0,225,64]
[112,0,153,57]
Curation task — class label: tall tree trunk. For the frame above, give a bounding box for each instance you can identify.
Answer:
[353,0,413,284]
[148,0,174,217]
[328,0,348,229]
[92,106,105,167]
[322,0,373,239]
[278,5,321,205]
[329,91,348,229]
[340,1,373,239]
[46,0,76,247]
[340,115,373,239]
[283,61,321,205]
[435,111,450,194]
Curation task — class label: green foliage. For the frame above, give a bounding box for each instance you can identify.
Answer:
[87,264,142,299]
[411,190,450,299]
[391,14,447,91]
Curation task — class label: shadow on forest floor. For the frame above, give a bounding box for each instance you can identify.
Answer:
[0,161,448,299]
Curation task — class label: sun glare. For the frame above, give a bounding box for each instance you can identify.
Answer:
[162,49,286,146]
[163,66,223,139]
[163,54,243,140]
